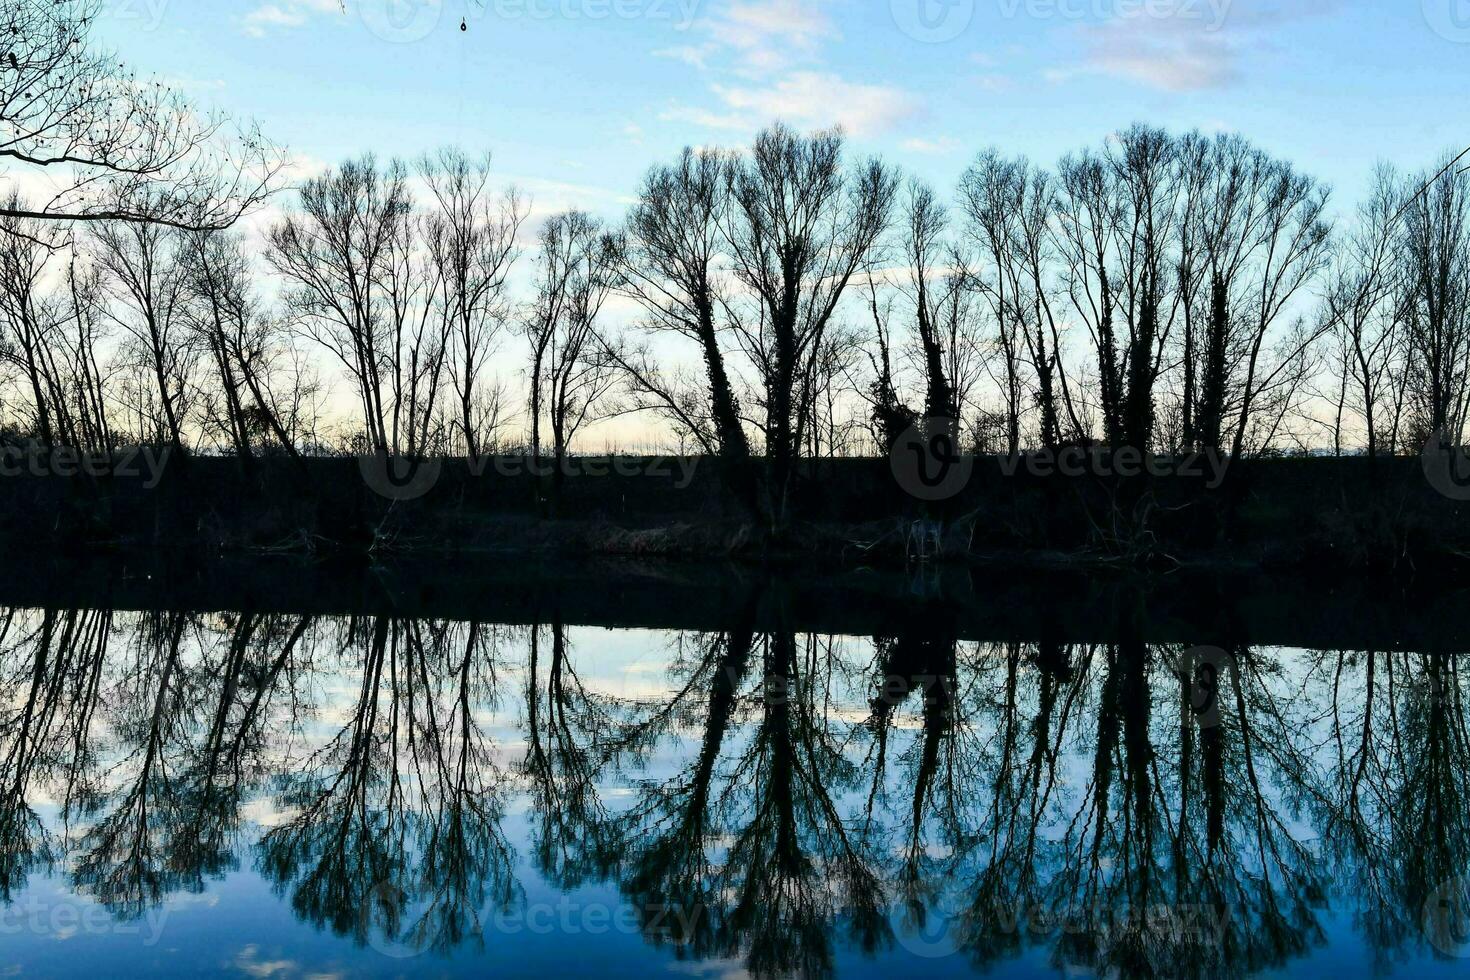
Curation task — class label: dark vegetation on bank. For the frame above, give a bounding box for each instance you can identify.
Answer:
[5,451,1468,575]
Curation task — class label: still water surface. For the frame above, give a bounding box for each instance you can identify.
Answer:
[0,566,1467,978]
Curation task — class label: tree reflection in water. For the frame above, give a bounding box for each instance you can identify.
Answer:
[0,598,1465,978]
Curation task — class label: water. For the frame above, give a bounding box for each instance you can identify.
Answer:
[0,561,1467,978]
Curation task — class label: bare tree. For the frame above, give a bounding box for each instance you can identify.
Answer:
[899,180,961,441]
[269,157,449,457]
[932,249,990,444]
[1400,153,1470,447]
[523,211,620,489]
[91,211,194,448]
[0,201,69,445]
[1227,155,1332,458]
[420,148,525,458]
[619,148,750,459]
[723,125,897,522]
[1177,133,1332,455]
[961,152,1071,451]
[798,324,865,458]
[0,0,282,230]
[1323,165,1405,456]
[1054,126,1183,451]
[56,252,116,452]
[181,230,307,459]
[180,231,251,457]
[859,269,915,452]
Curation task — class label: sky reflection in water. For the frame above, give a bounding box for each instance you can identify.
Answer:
[0,603,1467,979]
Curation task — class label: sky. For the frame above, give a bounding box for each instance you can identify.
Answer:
[94,0,1470,221]
[75,0,1470,449]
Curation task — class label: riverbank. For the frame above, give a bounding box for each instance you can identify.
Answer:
[3,451,1468,573]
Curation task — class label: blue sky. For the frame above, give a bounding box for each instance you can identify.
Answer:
[94,0,1470,221]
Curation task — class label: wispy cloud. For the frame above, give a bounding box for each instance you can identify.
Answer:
[701,0,834,75]
[655,0,833,76]
[1076,19,1240,91]
[664,71,921,138]
[653,2,919,139]
[241,0,339,38]
[1052,0,1347,92]
[233,945,300,979]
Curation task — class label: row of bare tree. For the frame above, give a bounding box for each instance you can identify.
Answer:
[5,127,1467,467]
[4,11,1469,491]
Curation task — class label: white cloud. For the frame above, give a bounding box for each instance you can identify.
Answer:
[1060,0,1346,92]
[242,5,305,37]
[660,104,752,132]
[707,0,833,74]
[1081,22,1238,91]
[503,174,638,228]
[663,0,836,77]
[241,0,339,38]
[667,72,920,138]
[233,945,299,979]
[652,2,915,140]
